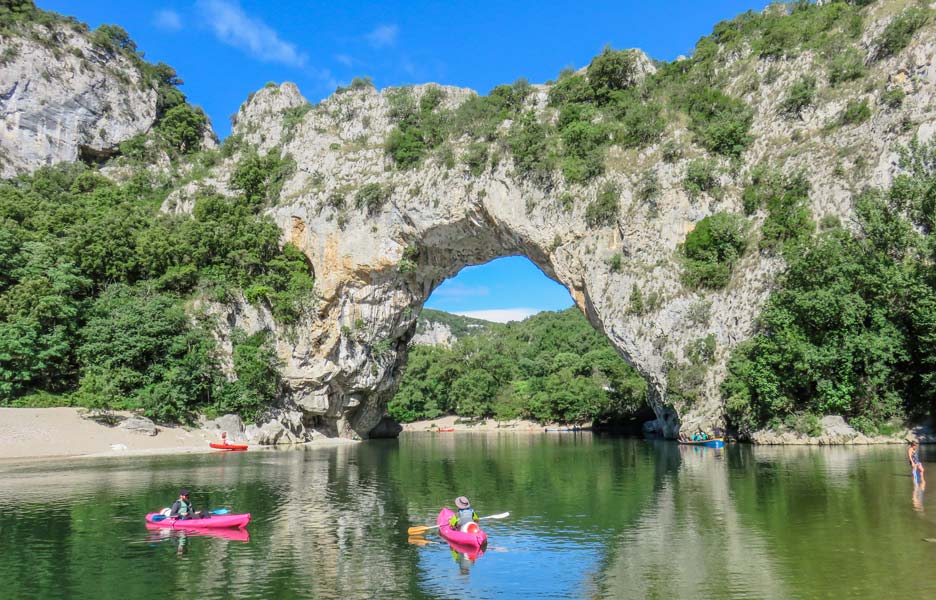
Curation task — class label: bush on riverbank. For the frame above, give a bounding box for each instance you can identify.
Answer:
[723,140,936,436]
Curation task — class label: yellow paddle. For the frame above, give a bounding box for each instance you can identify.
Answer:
[407,512,510,536]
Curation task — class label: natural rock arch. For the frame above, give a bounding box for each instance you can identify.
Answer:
[179,37,925,439]
[214,84,756,441]
[2,2,932,441]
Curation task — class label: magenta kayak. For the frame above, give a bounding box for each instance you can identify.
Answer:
[145,512,251,529]
[437,508,487,550]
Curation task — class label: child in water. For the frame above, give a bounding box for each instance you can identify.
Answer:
[909,441,926,488]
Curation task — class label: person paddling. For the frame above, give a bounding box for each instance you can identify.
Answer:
[909,441,926,488]
[449,496,479,532]
[169,488,210,520]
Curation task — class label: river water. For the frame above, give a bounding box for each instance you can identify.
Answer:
[0,434,933,599]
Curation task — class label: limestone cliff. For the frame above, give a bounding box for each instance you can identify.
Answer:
[0,16,161,177]
[410,309,497,348]
[187,1,936,439]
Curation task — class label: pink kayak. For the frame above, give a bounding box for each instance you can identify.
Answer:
[145,512,251,529]
[437,507,487,550]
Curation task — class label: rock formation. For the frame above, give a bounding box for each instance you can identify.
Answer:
[0,19,160,177]
[4,2,936,441]
[191,9,930,440]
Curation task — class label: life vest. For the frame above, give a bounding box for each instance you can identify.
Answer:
[452,507,476,530]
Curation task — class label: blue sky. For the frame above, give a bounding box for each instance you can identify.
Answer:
[425,256,576,323]
[38,0,766,322]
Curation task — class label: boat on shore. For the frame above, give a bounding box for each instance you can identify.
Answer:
[678,437,724,449]
[209,442,248,451]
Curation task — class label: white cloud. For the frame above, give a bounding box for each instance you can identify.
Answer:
[453,308,541,323]
[154,9,182,32]
[197,0,307,67]
[365,24,398,48]
[334,53,355,67]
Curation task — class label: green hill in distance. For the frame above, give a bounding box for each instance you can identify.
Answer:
[393,307,650,426]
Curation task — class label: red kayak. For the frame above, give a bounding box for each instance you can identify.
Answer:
[209,442,248,451]
[437,508,487,550]
[145,512,251,529]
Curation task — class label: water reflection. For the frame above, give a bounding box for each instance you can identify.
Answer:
[913,484,925,513]
[1,438,935,599]
[145,523,251,543]
[598,443,786,599]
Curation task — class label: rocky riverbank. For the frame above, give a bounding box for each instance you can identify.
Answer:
[0,408,352,461]
[749,416,936,445]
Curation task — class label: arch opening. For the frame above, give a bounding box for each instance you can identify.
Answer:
[383,255,655,434]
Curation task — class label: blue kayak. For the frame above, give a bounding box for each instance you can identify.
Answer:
[679,438,724,448]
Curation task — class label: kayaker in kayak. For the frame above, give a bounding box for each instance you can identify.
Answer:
[449,496,479,532]
[169,489,210,520]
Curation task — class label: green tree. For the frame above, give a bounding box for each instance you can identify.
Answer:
[682,212,748,289]
[156,104,207,155]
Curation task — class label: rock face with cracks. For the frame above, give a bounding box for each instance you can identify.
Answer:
[0,22,159,178]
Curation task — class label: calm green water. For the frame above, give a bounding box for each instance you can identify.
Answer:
[0,434,934,599]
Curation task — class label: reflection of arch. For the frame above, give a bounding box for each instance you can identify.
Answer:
[597,444,788,599]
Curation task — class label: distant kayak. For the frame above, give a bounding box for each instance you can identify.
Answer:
[435,427,454,432]
[678,438,725,448]
[210,442,248,451]
[145,512,251,529]
[544,427,584,432]
[437,508,487,550]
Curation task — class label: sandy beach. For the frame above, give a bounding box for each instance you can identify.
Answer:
[0,407,354,462]
[399,414,558,433]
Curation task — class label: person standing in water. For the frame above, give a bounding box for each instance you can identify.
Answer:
[909,441,925,488]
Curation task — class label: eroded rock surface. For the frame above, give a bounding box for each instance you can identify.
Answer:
[0,22,160,178]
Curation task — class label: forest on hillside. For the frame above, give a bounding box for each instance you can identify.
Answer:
[390,308,650,425]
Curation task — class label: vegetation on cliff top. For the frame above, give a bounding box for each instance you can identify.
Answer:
[380,2,901,184]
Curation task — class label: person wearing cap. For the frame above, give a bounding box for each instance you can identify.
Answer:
[169,489,209,520]
[449,496,479,532]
